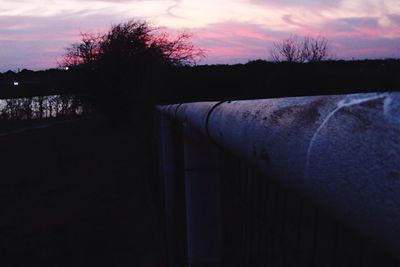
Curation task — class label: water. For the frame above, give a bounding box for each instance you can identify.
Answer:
[0,95,85,120]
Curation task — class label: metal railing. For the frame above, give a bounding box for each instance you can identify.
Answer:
[156,92,400,267]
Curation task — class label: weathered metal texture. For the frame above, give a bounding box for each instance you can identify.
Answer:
[158,114,175,222]
[183,126,222,267]
[158,113,188,267]
[157,106,222,266]
[158,92,400,256]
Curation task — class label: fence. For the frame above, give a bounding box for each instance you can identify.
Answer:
[156,92,400,267]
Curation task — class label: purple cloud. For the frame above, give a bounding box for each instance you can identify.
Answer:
[0,0,399,71]
[191,19,400,64]
[0,13,121,71]
[192,22,286,63]
[330,35,400,59]
[252,0,341,8]
[323,17,380,33]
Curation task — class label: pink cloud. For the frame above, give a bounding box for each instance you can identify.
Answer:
[1,4,399,71]
[190,19,400,64]
[321,17,400,38]
[251,0,341,9]
[190,23,281,63]
[0,13,116,71]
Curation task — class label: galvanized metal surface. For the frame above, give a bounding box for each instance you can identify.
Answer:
[158,92,400,256]
[183,127,222,266]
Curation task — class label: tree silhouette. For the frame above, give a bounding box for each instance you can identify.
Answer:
[63,20,204,70]
[62,19,204,121]
[271,35,300,63]
[300,36,330,62]
[270,35,330,63]
[63,33,102,68]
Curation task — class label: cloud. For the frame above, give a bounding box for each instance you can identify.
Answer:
[320,15,400,41]
[330,35,400,59]
[0,0,175,17]
[191,18,400,64]
[0,13,123,71]
[251,0,341,8]
[328,17,379,31]
[192,22,292,64]
[322,17,381,37]
[0,0,399,71]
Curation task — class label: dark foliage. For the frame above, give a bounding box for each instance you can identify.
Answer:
[0,95,84,121]
[151,59,400,103]
[0,69,73,98]
[60,20,204,123]
[1,59,399,105]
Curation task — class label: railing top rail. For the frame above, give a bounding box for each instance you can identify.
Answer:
[158,92,400,256]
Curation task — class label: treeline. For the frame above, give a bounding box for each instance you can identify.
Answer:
[0,69,72,98]
[1,59,399,105]
[153,59,400,103]
[0,95,84,120]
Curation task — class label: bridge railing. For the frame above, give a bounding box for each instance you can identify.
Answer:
[156,92,400,267]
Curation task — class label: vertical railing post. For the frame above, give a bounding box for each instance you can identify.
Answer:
[183,125,222,267]
[158,113,187,267]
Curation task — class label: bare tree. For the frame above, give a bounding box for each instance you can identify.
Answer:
[62,33,102,68]
[37,96,44,119]
[63,20,204,69]
[153,31,205,66]
[271,35,330,63]
[301,36,329,62]
[271,35,301,63]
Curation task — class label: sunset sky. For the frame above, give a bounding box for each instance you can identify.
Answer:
[0,0,399,71]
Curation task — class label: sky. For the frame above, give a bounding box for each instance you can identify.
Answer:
[0,0,399,71]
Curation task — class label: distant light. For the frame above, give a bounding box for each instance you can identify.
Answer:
[64,66,69,71]
[13,81,19,86]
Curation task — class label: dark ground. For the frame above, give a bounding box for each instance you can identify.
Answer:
[0,116,166,266]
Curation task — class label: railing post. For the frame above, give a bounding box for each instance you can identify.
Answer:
[183,125,222,267]
[158,113,187,267]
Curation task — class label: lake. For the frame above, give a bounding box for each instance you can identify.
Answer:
[0,95,85,120]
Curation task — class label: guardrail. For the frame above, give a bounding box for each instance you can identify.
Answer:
[157,92,400,266]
